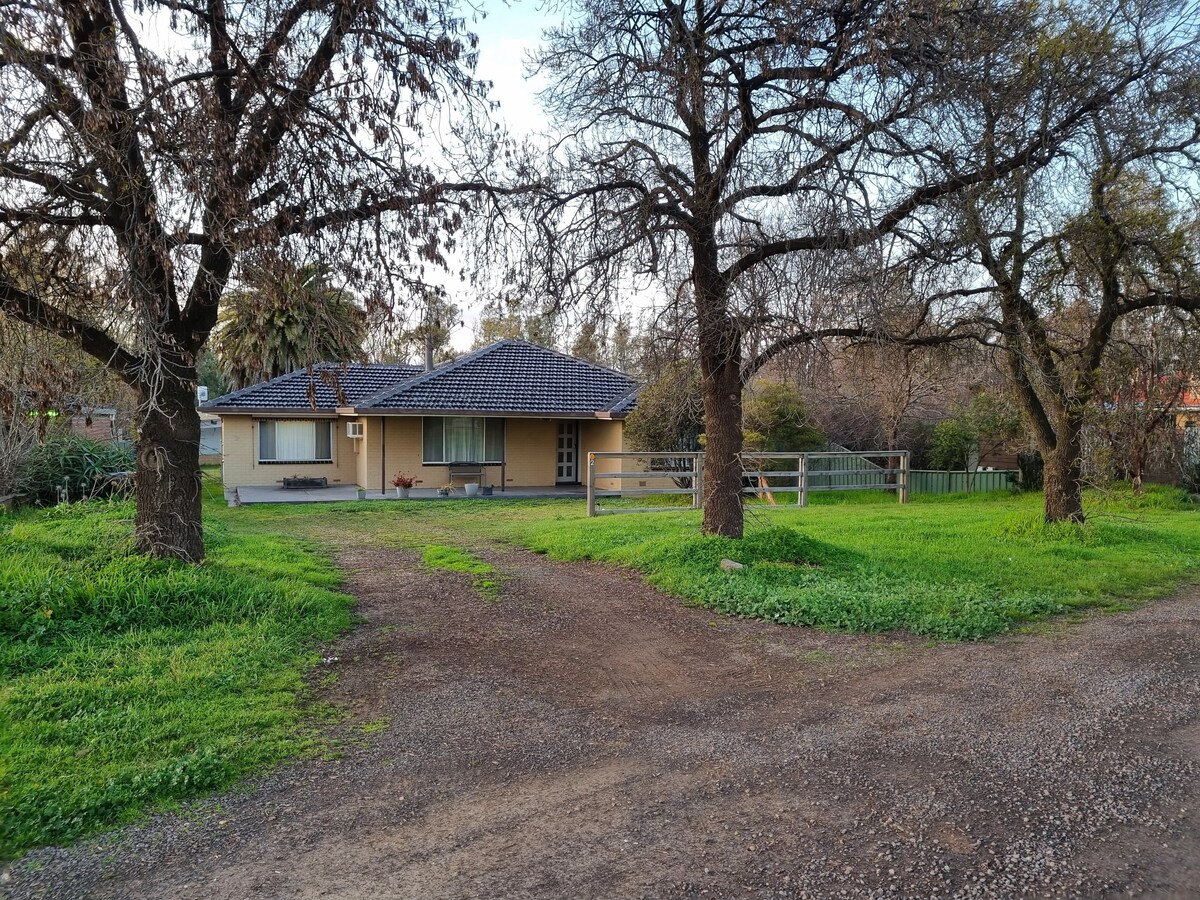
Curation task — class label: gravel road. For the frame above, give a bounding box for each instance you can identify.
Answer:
[4,543,1197,899]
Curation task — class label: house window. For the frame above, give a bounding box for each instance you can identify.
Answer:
[258,419,333,463]
[422,417,504,463]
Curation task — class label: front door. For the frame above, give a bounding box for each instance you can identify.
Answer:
[556,421,579,484]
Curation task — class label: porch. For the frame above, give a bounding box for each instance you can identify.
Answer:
[227,483,589,506]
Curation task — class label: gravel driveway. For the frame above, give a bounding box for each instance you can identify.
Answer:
[4,542,1198,899]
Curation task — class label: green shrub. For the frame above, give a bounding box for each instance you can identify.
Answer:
[17,435,135,506]
[929,419,972,470]
[1182,460,1200,494]
[1016,450,1044,490]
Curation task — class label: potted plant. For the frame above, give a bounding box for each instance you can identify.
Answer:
[391,472,415,498]
[464,481,480,497]
[437,483,453,498]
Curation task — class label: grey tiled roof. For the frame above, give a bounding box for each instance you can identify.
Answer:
[201,363,423,411]
[357,340,639,415]
[200,341,641,417]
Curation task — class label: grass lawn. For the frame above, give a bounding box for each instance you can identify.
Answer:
[0,472,354,859]
[512,488,1200,639]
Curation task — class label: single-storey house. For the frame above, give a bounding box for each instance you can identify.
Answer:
[200,339,639,494]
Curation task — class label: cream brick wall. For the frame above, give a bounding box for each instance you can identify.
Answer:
[381,417,437,490]
[219,415,357,488]
[222,414,632,491]
[580,420,625,489]
[500,417,557,486]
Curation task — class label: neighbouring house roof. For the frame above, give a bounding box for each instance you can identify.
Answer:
[199,362,424,415]
[200,340,641,418]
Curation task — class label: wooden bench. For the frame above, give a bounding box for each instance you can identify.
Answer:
[447,463,484,487]
[282,476,328,490]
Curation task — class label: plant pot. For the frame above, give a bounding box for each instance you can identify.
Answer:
[395,486,411,499]
[356,488,367,500]
[464,482,480,497]
[481,485,493,496]
[437,489,451,498]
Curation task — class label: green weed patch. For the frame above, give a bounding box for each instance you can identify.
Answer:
[421,544,502,601]
[421,544,494,577]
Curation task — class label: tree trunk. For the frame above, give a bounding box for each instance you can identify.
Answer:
[885,421,899,485]
[692,209,744,538]
[1130,439,1147,497]
[699,349,745,537]
[1043,415,1085,524]
[134,374,204,561]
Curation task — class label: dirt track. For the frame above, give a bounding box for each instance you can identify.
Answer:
[5,542,1199,899]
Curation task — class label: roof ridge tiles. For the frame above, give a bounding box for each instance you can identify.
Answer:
[500,337,640,381]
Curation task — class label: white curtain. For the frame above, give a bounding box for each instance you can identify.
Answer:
[260,420,329,462]
[444,416,484,462]
[275,421,316,460]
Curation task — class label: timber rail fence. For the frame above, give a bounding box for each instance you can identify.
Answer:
[587,450,912,516]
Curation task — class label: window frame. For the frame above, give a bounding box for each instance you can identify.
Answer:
[257,418,334,465]
[421,416,505,464]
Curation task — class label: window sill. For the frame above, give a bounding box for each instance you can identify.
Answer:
[421,461,504,466]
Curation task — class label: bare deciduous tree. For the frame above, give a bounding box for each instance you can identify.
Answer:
[0,0,487,559]
[938,0,1200,521]
[517,0,1139,538]
[1091,309,1200,494]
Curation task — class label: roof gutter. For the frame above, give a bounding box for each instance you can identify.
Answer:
[342,408,630,420]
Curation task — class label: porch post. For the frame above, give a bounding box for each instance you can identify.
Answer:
[379,416,387,495]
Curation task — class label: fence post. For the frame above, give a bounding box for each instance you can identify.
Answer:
[798,453,808,507]
[692,452,704,509]
[899,451,910,504]
[587,452,596,517]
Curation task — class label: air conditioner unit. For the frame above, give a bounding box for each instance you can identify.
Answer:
[346,421,364,439]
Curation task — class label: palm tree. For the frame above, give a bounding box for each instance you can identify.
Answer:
[214,260,366,388]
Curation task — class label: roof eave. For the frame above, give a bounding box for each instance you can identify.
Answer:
[200,406,340,417]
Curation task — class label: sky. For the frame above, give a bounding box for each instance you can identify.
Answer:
[445,1,556,350]
[472,1,556,139]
